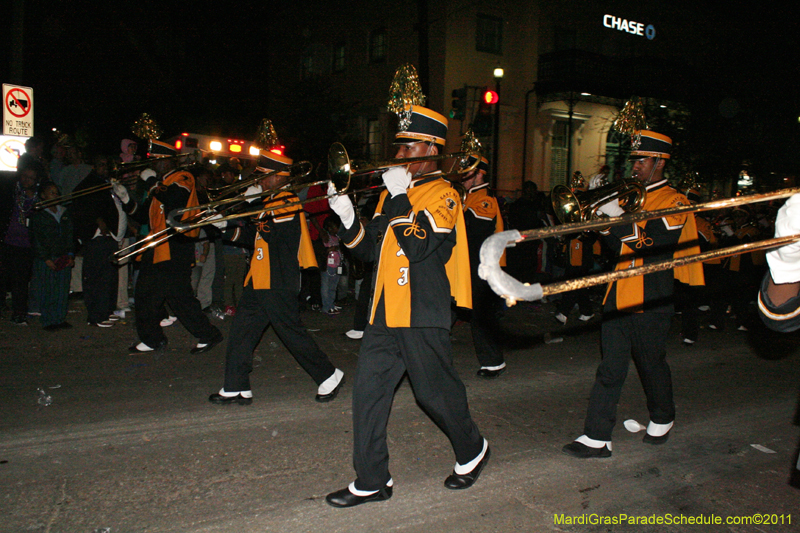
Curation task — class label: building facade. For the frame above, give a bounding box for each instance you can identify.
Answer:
[266,1,697,199]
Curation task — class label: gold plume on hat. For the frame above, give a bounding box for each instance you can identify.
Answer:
[387,63,427,131]
[613,97,647,150]
[677,172,699,194]
[459,128,483,170]
[254,119,279,150]
[460,128,482,153]
[131,113,163,141]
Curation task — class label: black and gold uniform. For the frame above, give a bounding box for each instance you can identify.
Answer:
[339,170,484,492]
[566,131,703,456]
[132,164,222,352]
[463,181,506,371]
[217,189,339,395]
[584,179,703,441]
[209,150,341,404]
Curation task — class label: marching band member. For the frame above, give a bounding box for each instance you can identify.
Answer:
[208,151,344,405]
[461,155,507,378]
[563,131,704,458]
[129,141,223,354]
[757,193,800,489]
[326,105,488,507]
[554,171,597,326]
[758,193,800,332]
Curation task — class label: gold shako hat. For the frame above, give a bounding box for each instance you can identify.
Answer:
[149,139,178,158]
[629,130,672,160]
[394,105,448,147]
[467,155,489,173]
[255,150,293,176]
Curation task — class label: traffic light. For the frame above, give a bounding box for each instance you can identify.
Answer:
[482,89,499,105]
[479,87,499,113]
[473,87,497,136]
[449,87,468,121]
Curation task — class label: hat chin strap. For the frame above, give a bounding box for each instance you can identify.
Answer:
[640,156,661,185]
[411,143,435,178]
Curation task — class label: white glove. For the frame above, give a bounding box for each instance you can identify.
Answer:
[382,166,411,198]
[243,184,262,201]
[140,168,157,181]
[208,213,227,230]
[327,181,355,229]
[767,194,800,284]
[596,198,625,217]
[588,174,606,190]
[111,180,130,203]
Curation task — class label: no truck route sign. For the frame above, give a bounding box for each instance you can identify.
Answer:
[3,84,34,137]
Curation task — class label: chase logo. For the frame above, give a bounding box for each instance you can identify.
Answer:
[603,14,656,40]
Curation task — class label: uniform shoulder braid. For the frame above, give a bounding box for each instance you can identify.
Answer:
[265,190,301,220]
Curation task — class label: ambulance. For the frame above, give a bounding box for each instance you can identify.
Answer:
[162,132,264,164]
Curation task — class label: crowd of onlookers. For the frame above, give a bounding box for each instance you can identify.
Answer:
[0,136,355,331]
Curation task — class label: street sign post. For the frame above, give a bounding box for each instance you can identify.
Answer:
[3,83,34,137]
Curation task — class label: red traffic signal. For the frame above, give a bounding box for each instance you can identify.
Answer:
[482,89,499,105]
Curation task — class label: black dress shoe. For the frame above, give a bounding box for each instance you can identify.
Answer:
[129,341,167,354]
[444,446,491,490]
[315,376,344,403]
[208,393,253,405]
[476,367,506,379]
[190,332,224,354]
[643,430,670,445]
[562,441,612,458]
[325,485,392,508]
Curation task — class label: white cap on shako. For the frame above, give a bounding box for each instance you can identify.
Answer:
[393,105,448,147]
[254,150,293,176]
[629,130,672,160]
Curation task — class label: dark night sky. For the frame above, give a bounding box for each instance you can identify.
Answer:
[4,1,800,172]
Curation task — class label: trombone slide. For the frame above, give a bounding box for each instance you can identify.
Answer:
[478,187,800,306]
[480,231,800,307]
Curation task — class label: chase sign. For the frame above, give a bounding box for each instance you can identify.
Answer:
[603,14,656,40]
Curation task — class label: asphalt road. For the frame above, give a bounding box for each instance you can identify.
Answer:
[1,294,798,532]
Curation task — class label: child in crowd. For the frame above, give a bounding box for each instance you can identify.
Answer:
[320,216,342,316]
[30,183,75,330]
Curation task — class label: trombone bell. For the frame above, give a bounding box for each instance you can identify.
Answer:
[551,179,646,224]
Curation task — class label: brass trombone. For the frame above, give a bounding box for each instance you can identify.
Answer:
[34,150,202,211]
[328,142,482,193]
[478,187,800,306]
[550,179,647,224]
[164,142,482,233]
[112,161,314,263]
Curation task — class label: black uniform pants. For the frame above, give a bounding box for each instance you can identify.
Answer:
[352,266,374,332]
[134,264,220,348]
[584,311,674,441]
[352,323,484,491]
[82,236,119,324]
[223,283,335,392]
[470,276,505,368]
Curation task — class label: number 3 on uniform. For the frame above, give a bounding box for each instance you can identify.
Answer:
[397,267,409,286]
[255,248,264,261]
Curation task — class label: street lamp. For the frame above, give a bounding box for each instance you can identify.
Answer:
[492,67,504,190]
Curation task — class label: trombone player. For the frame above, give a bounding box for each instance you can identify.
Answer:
[563,130,704,458]
[460,154,507,378]
[207,150,344,405]
[128,141,223,355]
[325,105,488,507]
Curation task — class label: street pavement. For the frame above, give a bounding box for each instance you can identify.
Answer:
[1,293,798,532]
